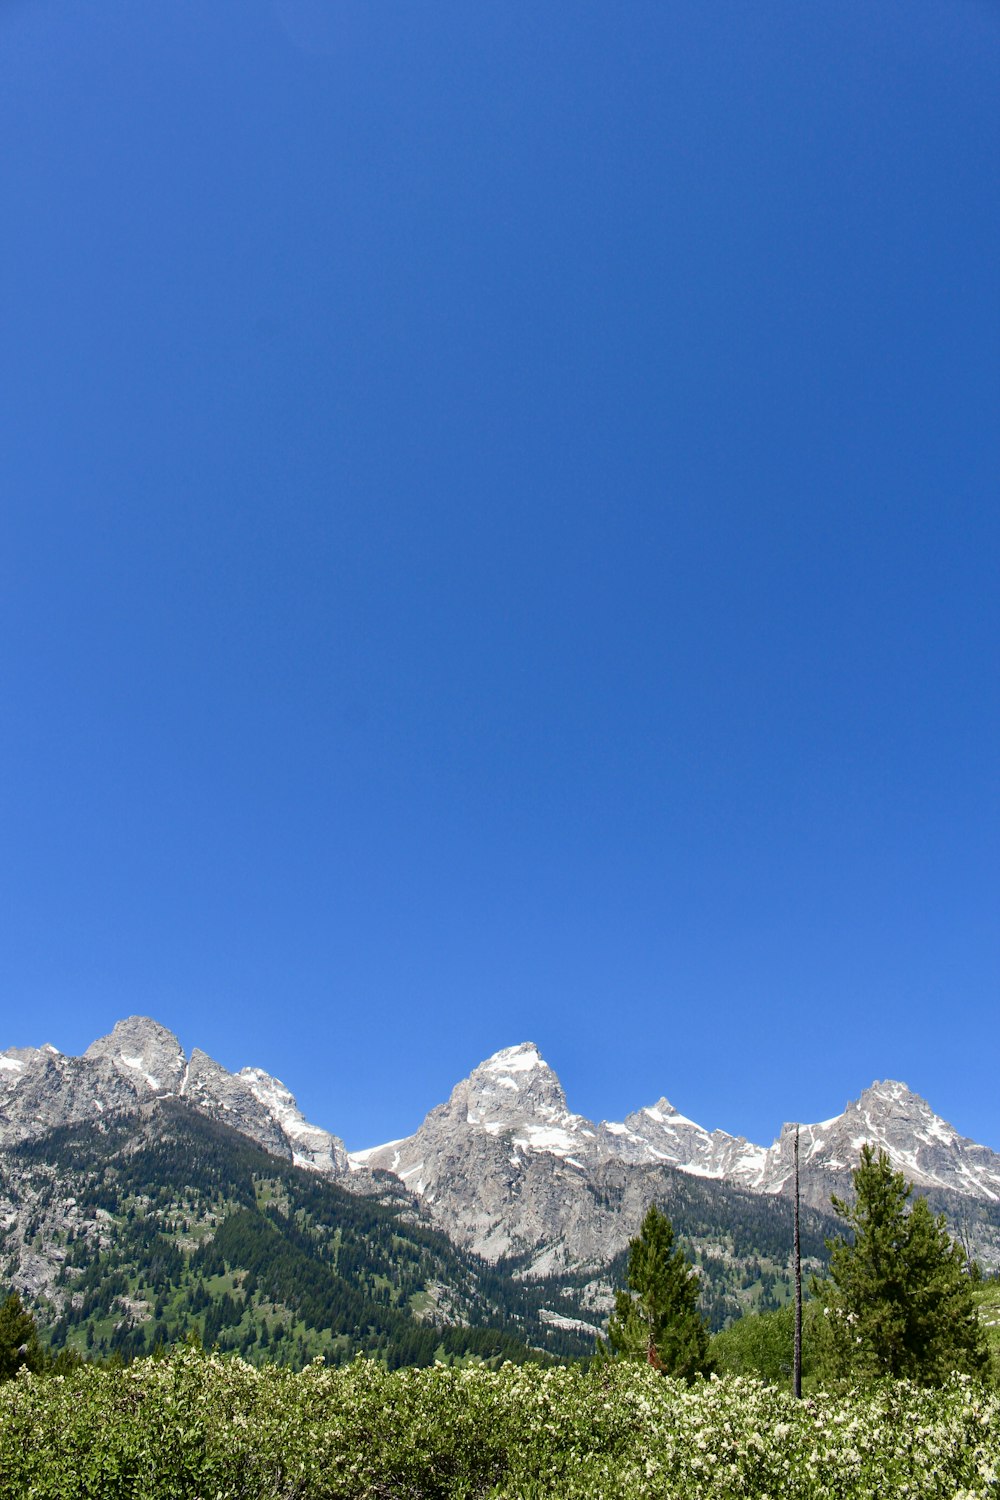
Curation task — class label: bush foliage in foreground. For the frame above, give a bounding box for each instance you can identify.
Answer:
[2,1347,999,1498]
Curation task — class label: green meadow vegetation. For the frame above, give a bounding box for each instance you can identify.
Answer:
[1,1348,999,1499]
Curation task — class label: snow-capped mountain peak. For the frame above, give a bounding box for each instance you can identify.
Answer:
[480,1041,548,1076]
[239,1066,348,1175]
[643,1098,700,1126]
[863,1078,915,1102]
[608,1096,767,1186]
[348,1041,604,1194]
[757,1082,1000,1206]
[450,1042,600,1162]
[463,1042,574,1125]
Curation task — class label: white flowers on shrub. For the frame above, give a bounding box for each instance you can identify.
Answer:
[0,1350,997,1497]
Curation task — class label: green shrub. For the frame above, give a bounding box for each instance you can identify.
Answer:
[1,1346,998,1497]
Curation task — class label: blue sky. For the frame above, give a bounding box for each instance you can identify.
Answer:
[2,1,997,1155]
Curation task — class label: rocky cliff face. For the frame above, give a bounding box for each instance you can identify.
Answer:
[603,1100,767,1186]
[0,1041,142,1143]
[757,1080,1000,1209]
[350,1044,1000,1271]
[83,1016,187,1094]
[0,1017,348,1175]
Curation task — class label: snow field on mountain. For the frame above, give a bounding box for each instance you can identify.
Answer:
[2,1349,998,1498]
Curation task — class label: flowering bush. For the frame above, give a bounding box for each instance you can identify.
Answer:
[1,1347,997,1497]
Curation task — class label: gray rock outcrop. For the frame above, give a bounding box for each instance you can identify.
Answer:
[0,1016,349,1176]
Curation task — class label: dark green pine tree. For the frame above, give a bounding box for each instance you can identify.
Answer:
[605,1204,712,1381]
[817,1144,988,1384]
[0,1292,43,1380]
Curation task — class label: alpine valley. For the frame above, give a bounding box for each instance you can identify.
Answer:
[2,1017,999,1366]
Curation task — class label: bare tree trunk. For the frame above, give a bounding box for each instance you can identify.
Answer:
[793,1124,802,1399]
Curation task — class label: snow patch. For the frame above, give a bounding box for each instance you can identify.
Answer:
[926,1117,955,1145]
[512,1125,579,1156]
[482,1045,543,1075]
[349,1137,406,1168]
[118,1054,161,1089]
[641,1103,704,1132]
[398,1161,426,1194]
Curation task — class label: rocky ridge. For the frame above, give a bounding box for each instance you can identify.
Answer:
[352,1043,1000,1267]
[1,1016,348,1176]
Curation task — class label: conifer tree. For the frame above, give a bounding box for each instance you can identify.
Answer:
[817,1144,988,1384]
[605,1204,712,1381]
[0,1292,43,1380]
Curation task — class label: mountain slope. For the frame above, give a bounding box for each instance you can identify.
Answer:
[0,1099,593,1364]
[352,1043,1000,1273]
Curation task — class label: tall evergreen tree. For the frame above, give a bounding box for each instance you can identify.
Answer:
[0,1292,43,1380]
[816,1144,988,1384]
[605,1204,712,1381]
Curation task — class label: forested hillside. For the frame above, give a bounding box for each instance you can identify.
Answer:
[0,1101,593,1365]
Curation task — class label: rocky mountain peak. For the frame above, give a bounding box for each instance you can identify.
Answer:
[632,1098,707,1130]
[837,1080,950,1154]
[84,1016,186,1093]
[238,1066,350,1176]
[610,1095,766,1186]
[854,1079,921,1112]
[757,1081,1000,1212]
[460,1043,570,1125]
[1,1018,349,1179]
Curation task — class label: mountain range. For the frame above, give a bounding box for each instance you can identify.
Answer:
[3,1016,999,1359]
[1,1014,1000,1272]
[350,1039,1000,1272]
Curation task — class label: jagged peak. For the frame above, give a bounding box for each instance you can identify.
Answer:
[83,1016,186,1091]
[640,1098,706,1130]
[477,1042,549,1075]
[854,1079,922,1107]
[85,1015,183,1055]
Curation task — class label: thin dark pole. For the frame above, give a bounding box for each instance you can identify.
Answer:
[793,1125,802,1398]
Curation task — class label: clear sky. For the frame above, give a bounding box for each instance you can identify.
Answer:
[2,1,997,1156]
